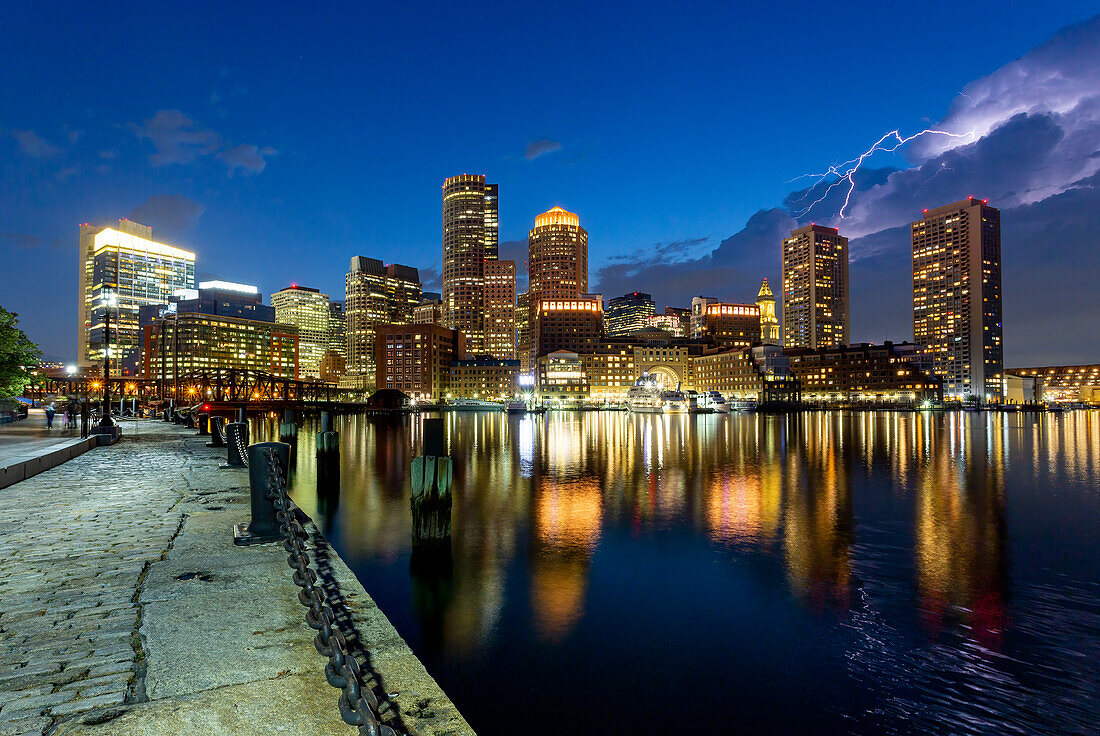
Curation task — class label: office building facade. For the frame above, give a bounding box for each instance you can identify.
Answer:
[690,297,761,348]
[142,313,298,382]
[484,259,516,359]
[911,198,1003,402]
[531,295,604,358]
[345,256,421,381]
[375,324,465,400]
[782,224,849,349]
[272,285,331,379]
[78,219,196,375]
[605,292,655,336]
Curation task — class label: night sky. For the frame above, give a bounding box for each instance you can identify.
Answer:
[2,1,1098,366]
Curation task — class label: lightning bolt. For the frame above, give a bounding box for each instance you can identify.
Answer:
[791,128,976,219]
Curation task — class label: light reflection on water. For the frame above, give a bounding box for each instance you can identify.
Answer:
[258,410,1100,735]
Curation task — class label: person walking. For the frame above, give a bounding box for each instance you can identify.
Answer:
[45,400,56,430]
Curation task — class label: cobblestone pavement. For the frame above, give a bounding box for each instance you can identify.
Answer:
[0,422,192,736]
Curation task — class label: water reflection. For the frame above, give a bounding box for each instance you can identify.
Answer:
[262,410,1100,735]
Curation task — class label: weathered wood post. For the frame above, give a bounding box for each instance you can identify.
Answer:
[410,418,452,543]
[279,408,298,445]
[316,410,339,459]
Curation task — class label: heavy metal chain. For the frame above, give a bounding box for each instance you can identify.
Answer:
[234,429,249,468]
[265,449,400,736]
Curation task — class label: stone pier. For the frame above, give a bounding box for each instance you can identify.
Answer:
[0,420,474,736]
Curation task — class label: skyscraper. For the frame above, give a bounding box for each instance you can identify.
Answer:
[484,259,516,359]
[605,292,655,336]
[78,219,196,375]
[442,174,498,354]
[345,256,421,381]
[757,278,782,345]
[781,224,849,349]
[272,285,331,379]
[911,197,1003,402]
[527,207,588,364]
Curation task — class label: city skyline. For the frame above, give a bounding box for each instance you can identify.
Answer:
[3,5,1099,367]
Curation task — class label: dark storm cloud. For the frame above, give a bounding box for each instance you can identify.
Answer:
[418,266,442,292]
[524,139,562,160]
[600,15,1100,363]
[10,129,61,158]
[127,195,206,236]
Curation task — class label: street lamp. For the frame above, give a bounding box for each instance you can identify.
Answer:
[99,291,118,427]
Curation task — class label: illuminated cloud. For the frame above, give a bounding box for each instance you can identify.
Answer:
[525,139,562,160]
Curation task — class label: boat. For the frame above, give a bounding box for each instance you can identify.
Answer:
[660,389,688,413]
[704,391,730,413]
[626,376,665,413]
[728,397,758,412]
[506,400,528,414]
[448,398,504,412]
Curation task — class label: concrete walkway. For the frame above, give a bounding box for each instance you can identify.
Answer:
[0,420,473,736]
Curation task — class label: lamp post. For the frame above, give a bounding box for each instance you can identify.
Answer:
[99,291,116,428]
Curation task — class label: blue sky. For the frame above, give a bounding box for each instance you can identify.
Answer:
[2,1,1098,363]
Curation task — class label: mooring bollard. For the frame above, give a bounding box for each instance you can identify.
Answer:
[221,422,249,468]
[162,408,172,422]
[233,441,291,546]
[197,413,210,435]
[184,412,196,429]
[206,416,226,447]
[411,418,452,542]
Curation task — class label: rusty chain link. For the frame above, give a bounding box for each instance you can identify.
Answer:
[265,449,400,736]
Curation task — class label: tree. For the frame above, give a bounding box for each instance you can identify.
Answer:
[0,306,42,401]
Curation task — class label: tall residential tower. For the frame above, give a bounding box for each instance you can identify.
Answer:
[911,198,1002,402]
[272,285,331,379]
[781,224,849,349]
[527,206,588,364]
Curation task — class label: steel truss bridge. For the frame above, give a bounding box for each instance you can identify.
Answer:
[26,369,339,408]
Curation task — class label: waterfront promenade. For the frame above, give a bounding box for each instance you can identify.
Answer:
[0,420,473,736]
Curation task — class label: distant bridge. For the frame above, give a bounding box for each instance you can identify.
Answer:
[26,368,339,409]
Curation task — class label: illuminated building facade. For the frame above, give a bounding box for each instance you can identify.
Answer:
[693,347,769,399]
[328,301,346,360]
[646,307,689,337]
[516,291,531,373]
[527,207,588,361]
[605,292,655,336]
[531,295,604,358]
[911,198,1002,402]
[484,259,516,359]
[375,324,465,400]
[442,174,498,354]
[583,346,636,400]
[318,350,345,382]
[449,358,520,399]
[757,278,782,345]
[78,219,196,375]
[690,296,761,348]
[345,256,422,381]
[1008,364,1100,404]
[785,341,942,403]
[272,285,331,379]
[142,313,298,381]
[536,350,589,402]
[413,293,444,326]
[782,224,849,349]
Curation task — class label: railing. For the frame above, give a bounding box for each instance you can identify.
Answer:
[263,449,400,736]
